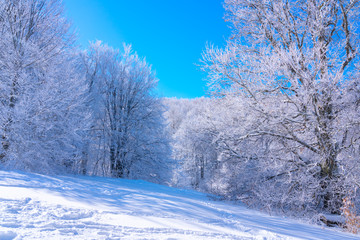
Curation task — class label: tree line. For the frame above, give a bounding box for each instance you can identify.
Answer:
[166,0,360,219]
[1,0,360,223]
[0,0,170,183]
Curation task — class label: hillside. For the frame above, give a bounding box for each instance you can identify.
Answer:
[0,170,359,240]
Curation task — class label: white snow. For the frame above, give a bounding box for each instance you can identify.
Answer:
[0,170,359,240]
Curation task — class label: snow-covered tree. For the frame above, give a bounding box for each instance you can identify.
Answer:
[83,42,170,183]
[165,97,264,200]
[202,0,360,214]
[0,0,88,173]
[164,98,218,189]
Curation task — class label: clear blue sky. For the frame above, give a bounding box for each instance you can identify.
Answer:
[63,0,230,98]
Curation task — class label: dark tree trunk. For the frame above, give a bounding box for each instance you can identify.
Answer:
[319,154,343,214]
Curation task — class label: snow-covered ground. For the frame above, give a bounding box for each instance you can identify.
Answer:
[0,170,359,240]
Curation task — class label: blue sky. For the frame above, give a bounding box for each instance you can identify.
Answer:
[63,0,230,98]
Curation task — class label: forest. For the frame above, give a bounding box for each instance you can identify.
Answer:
[0,0,359,230]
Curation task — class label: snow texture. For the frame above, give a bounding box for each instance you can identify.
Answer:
[0,170,359,239]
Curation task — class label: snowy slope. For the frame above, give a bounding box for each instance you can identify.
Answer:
[0,171,359,240]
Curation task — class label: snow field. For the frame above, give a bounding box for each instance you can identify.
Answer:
[0,170,359,239]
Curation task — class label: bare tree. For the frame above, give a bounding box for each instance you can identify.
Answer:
[202,0,360,214]
[0,0,87,173]
[83,42,170,182]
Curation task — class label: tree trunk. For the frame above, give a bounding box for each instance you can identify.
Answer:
[319,153,342,214]
[1,72,18,162]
